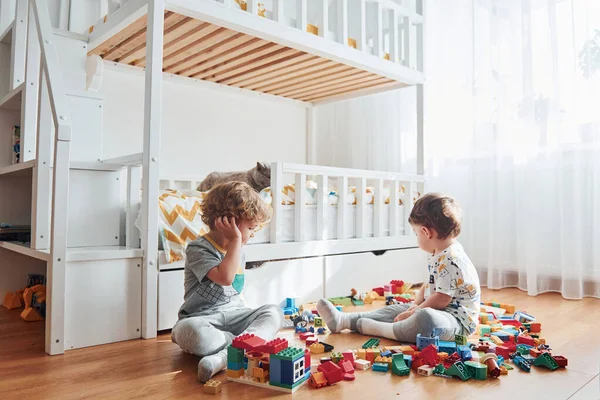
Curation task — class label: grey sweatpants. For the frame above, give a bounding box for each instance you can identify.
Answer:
[351,303,466,342]
[171,304,283,357]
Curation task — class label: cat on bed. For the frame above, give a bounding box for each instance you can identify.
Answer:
[197,162,271,193]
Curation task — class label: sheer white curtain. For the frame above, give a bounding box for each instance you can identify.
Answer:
[314,0,600,299]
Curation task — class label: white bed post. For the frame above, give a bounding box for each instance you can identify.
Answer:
[140,0,164,340]
[273,0,283,22]
[318,0,328,38]
[294,173,306,242]
[416,0,424,178]
[336,176,348,239]
[126,166,142,249]
[316,174,328,240]
[21,1,40,162]
[402,15,411,68]
[388,8,399,63]
[32,0,72,355]
[358,0,366,51]
[337,0,348,46]
[10,0,27,90]
[390,179,399,236]
[246,0,258,15]
[373,1,382,58]
[404,181,416,236]
[356,177,366,238]
[270,162,283,244]
[296,0,307,31]
[31,72,51,250]
[373,178,383,237]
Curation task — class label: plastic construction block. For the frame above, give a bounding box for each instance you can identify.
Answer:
[372,287,385,296]
[308,371,328,388]
[464,361,487,380]
[331,352,343,364]
[203,379,222,394]
[516,344,533,355]
[416,333,439,351]
[310,343,325,354]
[404,355,413,369]
[517,335,536,347]
[454,334,468,346]
[354,359,371,370]
[513,311,536,323]
[438,341,457,354]
[457,345,472,361]
[420,344,440,368]
[299,332,314,340]
[226,368,244,378]
[480,354,500,378]
[533,353,559,371]
[338,359,355,375]
[317,328,327,335]
[313,316,324,327]
[352,299,364,306]
[232,333,266,351]
[526,322,542,333]
[495,345,511,360]
[417,365,433,376]
[399,345,416,355]
[306,337,319,348]
[357,349,366,360]
[372,363,389,372]
[552,356,568,368]
[295,326,308,333]
[320,342,334,352]
[272,347,305,362]
[2,291,23,309]
[318,361,343,385]
[342,351,355,363]
[227,360,245,370]
[255,338,289,354]
[512,355,531,372]
[380,350,392,358]
[365,348,380,363]
[335,306,343,312]
[362,338,380,349]
[374,356,392,367]
[447,361,472,381]
[392,353,410,376]
[227,345,245,363]
[432,364,452,378]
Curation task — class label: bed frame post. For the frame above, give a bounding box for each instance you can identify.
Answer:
[402,15,411,68]
[126,166,142,249]
[296,0,307,31]
[389,8,399,63]
[336,176,348,239]
[273,0,283,22]
[416,0,424,177]
[373,1,382,58]
[358,0,366,51]
[22,1,40,162]
[318,0,328,38]
[10,0,27,90]
[316,174,328,240]
[374,178,384,237]
[390,179,399,236]
[404,181,415,236]
[356,177,366,238]
[337,0,348,46]
[246,0,258,15]
[294,173,307,242]
[270,162,283,244]
[140,0,164,340]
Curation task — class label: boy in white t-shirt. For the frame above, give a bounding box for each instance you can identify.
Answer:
[317,193,481,341]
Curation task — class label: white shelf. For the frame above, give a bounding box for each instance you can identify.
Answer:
[0,160,35,177]
[0,241,51,261]
[0,21,13,44]
[0,243,144,263]
[0,82,24,111]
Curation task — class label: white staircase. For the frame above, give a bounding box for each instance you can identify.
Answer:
[0,0,145,355]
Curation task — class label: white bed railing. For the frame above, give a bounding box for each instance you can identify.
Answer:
[269,162,425,244]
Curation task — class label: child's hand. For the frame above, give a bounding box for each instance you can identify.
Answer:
[394,306,417,322]
[215,216,242,241]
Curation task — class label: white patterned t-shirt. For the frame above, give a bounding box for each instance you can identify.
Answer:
[423,243,481,334]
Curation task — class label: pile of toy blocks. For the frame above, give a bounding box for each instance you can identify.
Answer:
[224,333,311,393]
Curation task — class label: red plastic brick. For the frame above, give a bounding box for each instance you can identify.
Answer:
[304,349,311,369]
[552,356,568,368]
[372,287,384,296]
[299,332,315,340]
[343,373,355,381]
[231,333,266,351]
[317,361,343,385]
[342,351,355,363]
[517,335,536,347]
[255,338,289,354]
[338,359,355,375]
[306,337,319,348]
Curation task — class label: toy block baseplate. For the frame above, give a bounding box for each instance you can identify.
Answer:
[228,374,309,393]
[362,338,380,349]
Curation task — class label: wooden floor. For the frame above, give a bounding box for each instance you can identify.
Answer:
[1,288,599,400]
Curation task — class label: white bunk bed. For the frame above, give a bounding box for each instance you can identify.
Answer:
[0,0,424,354]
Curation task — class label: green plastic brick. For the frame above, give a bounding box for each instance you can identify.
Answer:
[272,347,305,361]
[447,362,472,381]
[533,353,559,371]
[465,361,487,380]
[227,345,245,363]
[362,338,380,349]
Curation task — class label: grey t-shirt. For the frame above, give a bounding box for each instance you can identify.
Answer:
[178,235,246,319]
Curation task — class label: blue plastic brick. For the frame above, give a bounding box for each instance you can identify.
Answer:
[270,357,282,383]
[285,298,296,309]
[335,306,343,312]
[373,363,389,372]
[438,341,457,354]
[404,355,412,368]
[416,333,439,350]
[457,345,472,361]
[380,350,392,357]
[227,361,244,371]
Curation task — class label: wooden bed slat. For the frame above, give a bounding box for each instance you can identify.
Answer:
[171,36,265,76]
[225,54,322,87]
[162,28,237,70]
[117,16,197,65]
[231,57,326,88]
[89,11,411,104]
[262,64,355,94]
[301,79,397,102]
[273,70,374,97]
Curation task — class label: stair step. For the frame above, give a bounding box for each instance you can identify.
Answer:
[0,242,143,262]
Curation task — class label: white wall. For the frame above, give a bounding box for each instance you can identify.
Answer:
[100,67,308,176]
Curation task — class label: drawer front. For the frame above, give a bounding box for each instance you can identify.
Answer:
[158,269,184,330]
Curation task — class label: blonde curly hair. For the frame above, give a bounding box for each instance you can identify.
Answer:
[201,181,270,230]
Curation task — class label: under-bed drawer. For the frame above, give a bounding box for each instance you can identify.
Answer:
[158,269,184,331]
[324,248,426,298]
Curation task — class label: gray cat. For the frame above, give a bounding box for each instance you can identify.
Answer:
[197,162,271,192]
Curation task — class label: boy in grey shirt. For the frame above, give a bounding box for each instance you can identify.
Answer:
[171,182,283,382]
